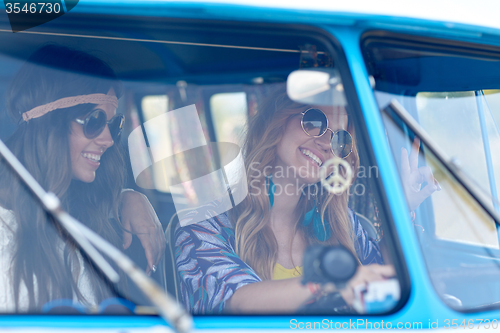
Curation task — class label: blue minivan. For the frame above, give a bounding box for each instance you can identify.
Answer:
[1,0,500,331]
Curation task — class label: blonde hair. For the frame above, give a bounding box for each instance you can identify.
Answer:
[234,85,360,280]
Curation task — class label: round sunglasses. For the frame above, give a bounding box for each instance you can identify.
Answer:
[300,108,353,159]
[75,109,125,141]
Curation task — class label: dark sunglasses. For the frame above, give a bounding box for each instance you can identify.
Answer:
[300,108,353,159]
[75,109,125,141]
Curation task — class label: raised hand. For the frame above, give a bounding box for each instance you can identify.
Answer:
[400,137,441,211]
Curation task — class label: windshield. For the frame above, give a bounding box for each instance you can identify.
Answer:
[363,33,500,311]
[0,16,407,315]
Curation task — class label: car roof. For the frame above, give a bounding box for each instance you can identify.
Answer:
[2,0,500,89]
[75,0,500,33]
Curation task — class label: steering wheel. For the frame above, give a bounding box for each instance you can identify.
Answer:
[297,291,353,315]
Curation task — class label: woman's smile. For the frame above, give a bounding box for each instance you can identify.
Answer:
[299,147,324,167]
[81,151,102,167]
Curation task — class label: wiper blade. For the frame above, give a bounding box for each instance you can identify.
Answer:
[0,138,192,333]
[62,211,192,332]
[384,99,500,226]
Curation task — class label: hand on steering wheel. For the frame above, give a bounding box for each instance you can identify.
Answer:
[338,264,396,306]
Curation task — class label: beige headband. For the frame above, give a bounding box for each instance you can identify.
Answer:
[22,93,119,122]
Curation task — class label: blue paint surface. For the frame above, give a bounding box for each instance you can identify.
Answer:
[2,0,500,330]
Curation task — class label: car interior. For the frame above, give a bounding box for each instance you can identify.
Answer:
[0,13,407,314]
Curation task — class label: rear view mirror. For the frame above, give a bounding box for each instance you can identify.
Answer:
[287,69,346,106]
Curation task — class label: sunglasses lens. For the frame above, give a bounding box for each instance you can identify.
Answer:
[331,130,353,158]
[302,109,327,137]
[108,114,125,140]
[84,110,107,139]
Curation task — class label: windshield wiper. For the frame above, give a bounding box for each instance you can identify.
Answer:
[0,138,192,333]
[384,99,500,226]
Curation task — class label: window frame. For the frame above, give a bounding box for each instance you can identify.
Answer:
[361,30,500,313]
[0,13,411,316]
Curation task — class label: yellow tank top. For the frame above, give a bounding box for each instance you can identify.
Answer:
[272,263,303,280]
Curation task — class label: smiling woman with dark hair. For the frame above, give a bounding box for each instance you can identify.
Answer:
[0,45,164,312]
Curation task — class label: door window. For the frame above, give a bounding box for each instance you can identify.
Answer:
[363,33,500,311]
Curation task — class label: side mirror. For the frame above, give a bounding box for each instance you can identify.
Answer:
[286,69,346,106]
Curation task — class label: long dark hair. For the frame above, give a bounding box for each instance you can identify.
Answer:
[0,45,125,310]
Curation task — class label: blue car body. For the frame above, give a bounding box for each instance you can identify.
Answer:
[1,0,500,330]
